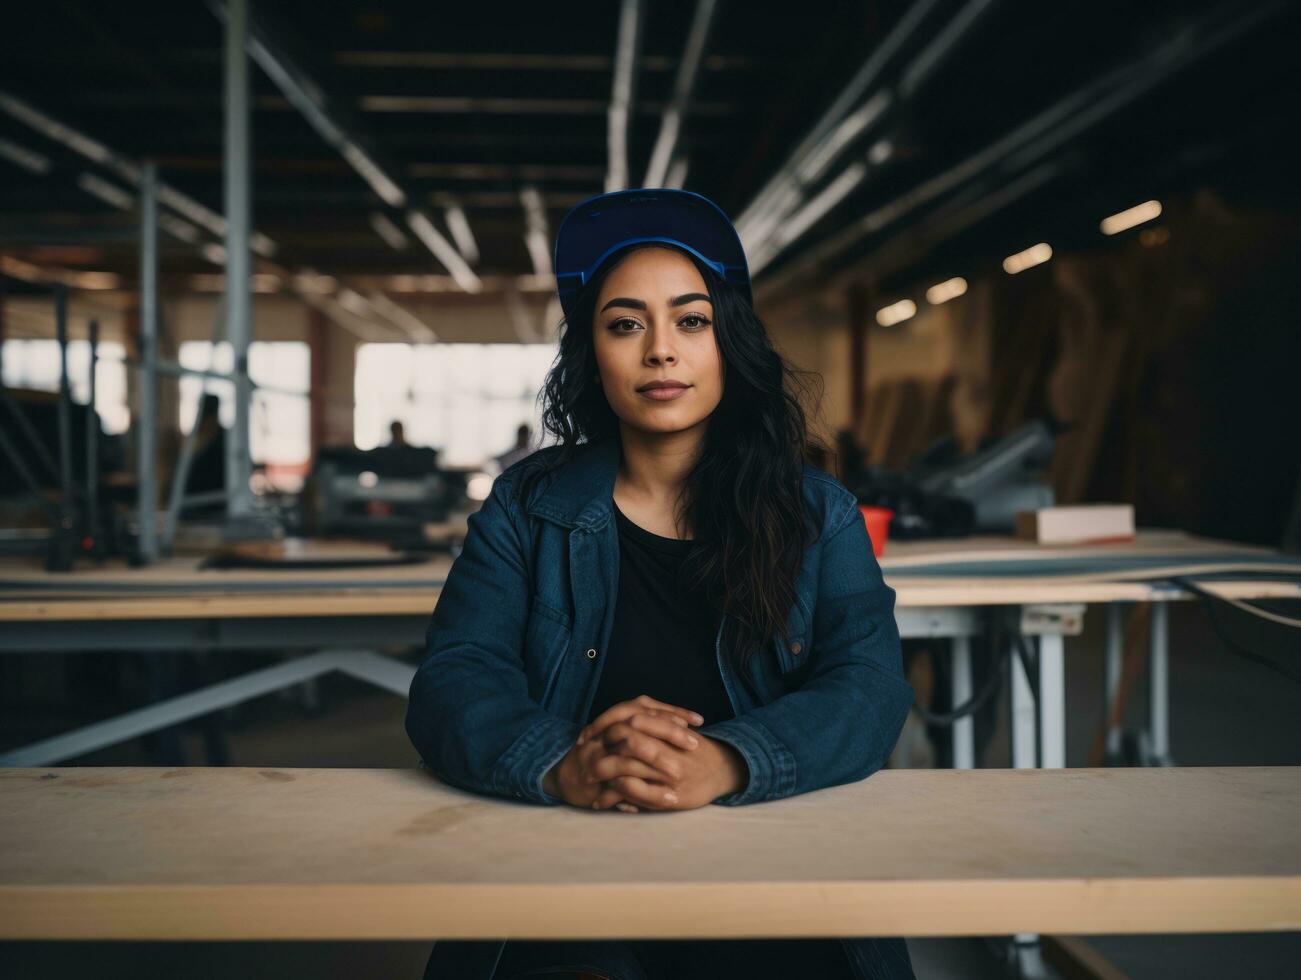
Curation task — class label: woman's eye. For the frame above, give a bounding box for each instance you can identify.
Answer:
[607,315,709,332]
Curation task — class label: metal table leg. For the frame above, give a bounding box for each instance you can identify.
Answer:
[1104,602,1125,763]
[1148,601,1173,766]
[1010,632,1037,770]
[0,650,415,767]
[950,635,975,769]
[1038,633,1066,769]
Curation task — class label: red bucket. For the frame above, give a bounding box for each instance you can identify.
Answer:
[858,505,894,558]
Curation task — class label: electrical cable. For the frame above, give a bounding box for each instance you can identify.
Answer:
[910,616,1011,727]
[910,570,1301,727]
[1167,574,1301,629]
[1168,575,1301,685]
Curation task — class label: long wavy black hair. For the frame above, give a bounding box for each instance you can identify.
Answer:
[518,245,828,664]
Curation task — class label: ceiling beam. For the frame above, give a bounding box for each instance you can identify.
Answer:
[757,0,1290,302]
[643,0,719,188]
[206,0,481,291]
[605,0,643,193]
[331,51,749,72]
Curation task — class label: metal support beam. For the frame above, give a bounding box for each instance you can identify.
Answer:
[643,0,717,188]
[950,636,975,769]
[137,166,159,563]
[735,0,942,239]
[605,0,643,192]
[1038,633,1066,769]
[53,287,77,568]
[223,0,254,520]
[1148,601,1171,765]
[1104,602,1125,760]
[0,650,415,767]
[85,318,100,558]
[1010,634,1036,770]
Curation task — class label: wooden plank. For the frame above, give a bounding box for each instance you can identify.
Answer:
[1,767,1298,940]
[0,577,1295,622]
[0,578,1298,622]
[0,531,1296,621]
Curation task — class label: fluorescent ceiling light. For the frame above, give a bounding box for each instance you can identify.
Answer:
[1101,199,1162,236]
[876,299,916,327]
[1003,242,1052,274]
[926,277,967,305]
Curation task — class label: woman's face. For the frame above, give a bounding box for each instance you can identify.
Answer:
[591,246,724,438]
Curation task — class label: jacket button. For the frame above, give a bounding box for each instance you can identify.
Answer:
[789,641,802,655]
[585,648,597,660]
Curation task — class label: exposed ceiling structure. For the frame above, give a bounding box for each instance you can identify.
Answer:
[1,0,1298,304]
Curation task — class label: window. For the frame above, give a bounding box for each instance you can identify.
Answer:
[354,343,556,467]
[177,341,311,467]
[1,338,130,434]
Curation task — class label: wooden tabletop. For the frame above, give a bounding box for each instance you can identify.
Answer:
[1,766,1298,940]
[0,531,1297,621]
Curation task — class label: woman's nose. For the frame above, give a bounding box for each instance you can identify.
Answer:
[644,325,677,364]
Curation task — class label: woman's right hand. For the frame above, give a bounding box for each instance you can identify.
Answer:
[543,696,704,810]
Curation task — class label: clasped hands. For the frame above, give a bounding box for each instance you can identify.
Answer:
[542,695,746,813]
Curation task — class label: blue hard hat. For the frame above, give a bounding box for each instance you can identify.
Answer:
[553,188,752,321]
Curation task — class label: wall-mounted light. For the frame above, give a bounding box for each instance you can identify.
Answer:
[1003,242,1052,274]
[1101,200,1161,236]
[925,277,967,305]
[876,299,916,327]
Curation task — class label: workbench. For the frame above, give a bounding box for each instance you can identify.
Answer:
[2,766,1297,940]
[1,531,1298,773]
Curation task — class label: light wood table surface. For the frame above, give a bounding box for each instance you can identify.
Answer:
[1,766,1298,941]
[1,531,1297,621]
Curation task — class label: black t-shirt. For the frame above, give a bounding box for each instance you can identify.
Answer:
[585,502,735,726]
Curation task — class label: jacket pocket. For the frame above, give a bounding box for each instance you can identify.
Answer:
[524,596,572,706]
[770,593,811,692]
[773,593,812,677]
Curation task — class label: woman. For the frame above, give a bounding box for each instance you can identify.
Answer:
[408,189,915,980]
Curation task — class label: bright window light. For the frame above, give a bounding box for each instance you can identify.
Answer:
[178,341,311,466]
[1,338,129,433]
[354,343,557,467]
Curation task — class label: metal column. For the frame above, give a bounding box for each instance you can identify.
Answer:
[1148,601,1171,765]
[1009,634,1037,769]
[137,164,159,563]
[1104,602,1125,761]
[950,636,975,769]
[223,0,254,519]
[1038,634,1066,769]
[85,318,100,557]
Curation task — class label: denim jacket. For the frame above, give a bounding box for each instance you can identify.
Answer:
[406,437,914,807]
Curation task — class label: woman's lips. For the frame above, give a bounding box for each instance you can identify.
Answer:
[638,385,690,401]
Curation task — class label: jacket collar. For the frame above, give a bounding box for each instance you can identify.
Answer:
[524,438,621,531]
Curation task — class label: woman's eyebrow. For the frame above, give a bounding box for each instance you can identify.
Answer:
[599,292,712,313]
